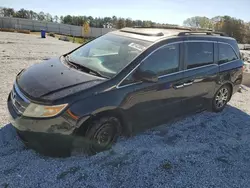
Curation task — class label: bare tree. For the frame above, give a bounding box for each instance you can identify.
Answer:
[183,16,213,29]
[117,18,126,29]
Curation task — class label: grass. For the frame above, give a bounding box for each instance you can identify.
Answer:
[0,29,30,34]
[68,36,85,44]
[0,28,15,32]
[30,31,90,44]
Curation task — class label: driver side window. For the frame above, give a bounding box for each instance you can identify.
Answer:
[121,43,180,86]
[140,43,180,76]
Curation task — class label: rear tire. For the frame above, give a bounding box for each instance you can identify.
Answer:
[211,85,232,112]
[71,116,121,156]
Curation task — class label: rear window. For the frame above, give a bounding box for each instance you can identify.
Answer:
[185,42,214,69]
[219,43,238,64]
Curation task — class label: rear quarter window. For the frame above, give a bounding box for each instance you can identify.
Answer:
[218,43,238,64]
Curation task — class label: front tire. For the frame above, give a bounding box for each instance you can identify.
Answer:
[71,116,121,156]
[211,85,232,112]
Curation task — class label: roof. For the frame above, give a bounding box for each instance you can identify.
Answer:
[111,27,232,43]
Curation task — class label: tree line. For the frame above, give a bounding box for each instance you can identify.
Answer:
[1,7,250,43]
[0,7,177,29]
[183,16,250,43]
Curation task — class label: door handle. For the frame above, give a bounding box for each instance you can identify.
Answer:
[183,82,193,86]
[174,84,184,89]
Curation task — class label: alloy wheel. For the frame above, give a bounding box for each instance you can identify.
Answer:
[215,87,229,109]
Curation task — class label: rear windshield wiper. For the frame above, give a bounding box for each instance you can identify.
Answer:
[65,55,109,79]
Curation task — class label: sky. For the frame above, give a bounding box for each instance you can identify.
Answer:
[1,0,250,25]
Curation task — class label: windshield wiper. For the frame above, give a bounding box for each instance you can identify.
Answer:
[65,55,78,69]
[65,55,109,79]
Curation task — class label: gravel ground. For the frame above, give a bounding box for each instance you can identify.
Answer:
[1,32,250,188]
[0,32,79,126]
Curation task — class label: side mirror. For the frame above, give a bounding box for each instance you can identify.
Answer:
[134,69,158,83]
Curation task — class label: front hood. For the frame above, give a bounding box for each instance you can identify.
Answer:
[17,57,105,100]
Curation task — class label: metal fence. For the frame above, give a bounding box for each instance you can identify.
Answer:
[0,17,116,37]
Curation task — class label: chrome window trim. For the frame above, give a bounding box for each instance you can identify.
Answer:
[218,59,240,66]
[116,63,142,88]
[183,63,218,72]
[14,82,30,103]
[158,70,184,79]
[117,81,142,89]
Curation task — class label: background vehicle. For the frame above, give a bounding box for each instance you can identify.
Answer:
[7,27,243,156]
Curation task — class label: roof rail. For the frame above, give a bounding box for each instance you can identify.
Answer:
[133,26,192,31]
[178,31,228,36]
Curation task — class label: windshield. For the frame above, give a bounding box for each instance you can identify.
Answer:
[68,33,151,78]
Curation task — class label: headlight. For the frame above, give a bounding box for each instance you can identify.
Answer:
[23,103,68,118]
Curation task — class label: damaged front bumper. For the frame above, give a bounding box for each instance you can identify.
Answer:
[7,93,76,157]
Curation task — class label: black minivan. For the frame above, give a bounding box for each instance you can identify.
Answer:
[8,27,243,156]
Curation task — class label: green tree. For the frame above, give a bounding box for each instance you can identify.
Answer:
[53,15,59,23]
[112,16,118,28]
[29,10,37,20]
[60,16,64,23]
[104,17,112,23]
[15,8,29,19]
[63,15,73,24]
[125,18,133,27]
[46,13,53,22]
[37,12,45,21]
[88,16,94,26]
[143,20,152,27]
[134,20,143,27]
[1,8,15,17]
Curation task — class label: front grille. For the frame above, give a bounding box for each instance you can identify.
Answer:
[10,83,30,115]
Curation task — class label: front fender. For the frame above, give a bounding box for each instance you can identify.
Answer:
[68,90,124,127]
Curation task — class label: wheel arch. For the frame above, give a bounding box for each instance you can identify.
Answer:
[215,81,234,99]
[74,108,131,137]
[221,82,233,100]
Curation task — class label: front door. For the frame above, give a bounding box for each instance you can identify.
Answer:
[119,42,185,133]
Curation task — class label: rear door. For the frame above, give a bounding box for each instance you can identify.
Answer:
[118,42,185,132]
[181,40,219,113]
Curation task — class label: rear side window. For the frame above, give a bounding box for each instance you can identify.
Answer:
[140,44,179,76]
[185,42,214,69]
[219,43,238,64]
